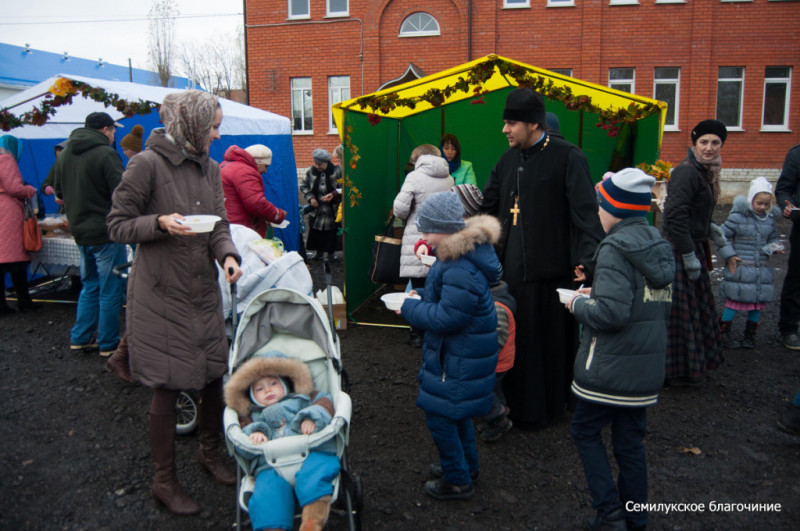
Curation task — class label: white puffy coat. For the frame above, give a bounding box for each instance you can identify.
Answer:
[393,155,454,279]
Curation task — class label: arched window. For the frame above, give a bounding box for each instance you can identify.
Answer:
[399,12,440,37]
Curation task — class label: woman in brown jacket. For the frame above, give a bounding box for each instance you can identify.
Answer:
[107,91,242,515]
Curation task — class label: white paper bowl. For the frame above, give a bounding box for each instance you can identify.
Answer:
[381,292,420,311]
[420,254,436,266]
[556,288,577,304]
[181,215,221,233]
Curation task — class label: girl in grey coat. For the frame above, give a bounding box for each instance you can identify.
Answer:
[717,177,783,349]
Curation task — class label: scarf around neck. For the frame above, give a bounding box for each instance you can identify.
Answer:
[689,146,722,204]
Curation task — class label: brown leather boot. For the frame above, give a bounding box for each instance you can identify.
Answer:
[299,495,332,531]
[149,411,201,515]
[105,334,133,383]
[195,381,236,485]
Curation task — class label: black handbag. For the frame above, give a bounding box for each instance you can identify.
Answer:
[368,215,403,284]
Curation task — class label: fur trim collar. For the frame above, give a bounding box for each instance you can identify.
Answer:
[436,215,501,261]
[224,356,314,417]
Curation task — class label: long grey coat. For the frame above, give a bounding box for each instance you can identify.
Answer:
[717,195,781,304]
[107,129,239,390]
[393,155,454,279]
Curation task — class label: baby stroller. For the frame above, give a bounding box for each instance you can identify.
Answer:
[223,281,362,530]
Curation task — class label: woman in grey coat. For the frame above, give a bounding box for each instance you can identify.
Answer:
[107,91,242,516]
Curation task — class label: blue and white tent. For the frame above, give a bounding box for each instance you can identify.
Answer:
[0,74,300,250]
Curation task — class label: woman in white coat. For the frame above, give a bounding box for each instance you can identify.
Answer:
[393,144,454,346]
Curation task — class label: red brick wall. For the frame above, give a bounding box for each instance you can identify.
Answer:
[246,0,800,170]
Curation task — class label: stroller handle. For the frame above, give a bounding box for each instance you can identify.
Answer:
[228,267,238,332]
[112,261,133,279]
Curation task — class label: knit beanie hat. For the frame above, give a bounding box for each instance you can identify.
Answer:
[249,375,291,407]
[597,167,654,218]
[747,176,773,208]
[119,124,144,154]
[503,88,546,124]
[691,119,727,145]
[312,148,331,162]
[245,144,273,166]
[415,191,466,234]
[451,184,484,217]
[545,112,561,134]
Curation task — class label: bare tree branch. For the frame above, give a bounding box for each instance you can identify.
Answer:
[147,0,179,87]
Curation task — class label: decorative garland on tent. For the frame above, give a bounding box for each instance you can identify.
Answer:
[355,56,661,137]
[342,125,362,206]
[1,77,159,132]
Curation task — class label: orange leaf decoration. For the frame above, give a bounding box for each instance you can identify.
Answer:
[49,78,76,98]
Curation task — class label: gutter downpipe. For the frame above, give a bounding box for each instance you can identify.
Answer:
[245,18,365,97]
[467,0,472,61]
[243,1,250,105]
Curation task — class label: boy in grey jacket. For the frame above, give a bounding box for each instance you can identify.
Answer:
[564,168,675,531]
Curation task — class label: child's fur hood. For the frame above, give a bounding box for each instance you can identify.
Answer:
[224,354,315,417]
[436,215,502,261]
[731,194,781,219]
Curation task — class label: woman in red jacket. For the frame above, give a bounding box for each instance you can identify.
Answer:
[220,144,286,237]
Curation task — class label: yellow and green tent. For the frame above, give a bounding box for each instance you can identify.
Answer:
[332,54,666,325]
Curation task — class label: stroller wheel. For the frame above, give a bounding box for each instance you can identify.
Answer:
[175,390,199,435]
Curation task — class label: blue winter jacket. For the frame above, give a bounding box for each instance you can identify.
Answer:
[401,215,501,420]
[571,218,675,407]
[717,196,781,304]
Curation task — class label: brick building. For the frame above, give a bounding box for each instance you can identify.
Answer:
[244,0,800,196]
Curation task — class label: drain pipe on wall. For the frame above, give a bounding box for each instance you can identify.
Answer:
[245,18,365,96]
[467,0,472,62]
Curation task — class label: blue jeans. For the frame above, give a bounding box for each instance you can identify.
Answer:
[71,243,127,350]
[570,399,648,528]
[424,412,479,486]
[249,452,340,531]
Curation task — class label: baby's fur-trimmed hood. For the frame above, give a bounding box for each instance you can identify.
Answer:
[436,214,501,261]
[224,354,315,417]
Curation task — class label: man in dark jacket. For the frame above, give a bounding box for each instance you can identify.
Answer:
[54,112,127,357]
[775,144,800,349]
[481,88,604,429]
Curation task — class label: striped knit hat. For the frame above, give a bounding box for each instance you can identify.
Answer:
[596,168,654,218]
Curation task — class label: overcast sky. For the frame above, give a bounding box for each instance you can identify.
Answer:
[1,0,244,70]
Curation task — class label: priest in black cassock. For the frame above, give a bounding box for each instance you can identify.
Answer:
[482,88,604,429]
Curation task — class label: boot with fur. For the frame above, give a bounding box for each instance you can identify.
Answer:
[299,495,332,531]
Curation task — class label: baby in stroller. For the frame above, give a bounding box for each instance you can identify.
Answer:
[225,350,340,531]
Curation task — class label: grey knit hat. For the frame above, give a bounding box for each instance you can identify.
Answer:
[312,148,331,162]
[415,191,466,234]
[451,184,484,217]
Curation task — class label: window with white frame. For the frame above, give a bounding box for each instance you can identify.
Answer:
[291,77,313,133]
[328,76,350,133]
[654,67,680,129]
[716,67,744,128]
[503,0,530,7]
[289,0,309,19]
[399,12,440,37]
[762,66,791,130]
[547,0,575,6]
[609,68,635,94]
[609,0,639,5]
[327,0,348,17]
[549,68,573,77]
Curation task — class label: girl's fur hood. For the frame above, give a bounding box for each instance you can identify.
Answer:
[224,355,315,417]
[436,215,502,261]
[731,195,781,219]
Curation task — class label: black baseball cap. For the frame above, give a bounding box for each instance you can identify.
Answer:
[85,112,123,129]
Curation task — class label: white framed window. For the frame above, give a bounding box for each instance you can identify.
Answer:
[762,66,792,131]
[549,68,573,77]
[328,76,350,133]
[654,67,680,130]
[655,0,686,3]
[399,12,440,37]
[547,0,575,6]
[716,67,745,129]
[291,77,313,134]
[503,0,530,7]
[609,68,635,94]
[326,0,348,17]
[609,0,639,5]
[288,0,310,20]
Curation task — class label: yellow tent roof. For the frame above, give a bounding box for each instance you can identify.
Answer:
[333,54,667,148]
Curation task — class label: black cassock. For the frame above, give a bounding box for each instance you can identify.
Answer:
[482,133,604,428]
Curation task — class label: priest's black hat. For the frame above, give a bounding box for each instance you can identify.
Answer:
[503,88,546,124]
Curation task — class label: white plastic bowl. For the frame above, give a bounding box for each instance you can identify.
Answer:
[180,215,221,233]
[420,254,436,266]
[556,288,577,305]
[381,292,420,311]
